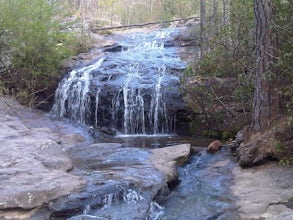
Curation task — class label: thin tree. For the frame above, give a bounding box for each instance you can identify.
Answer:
[200,0,207,57]
[222,0,232,46]
[211,0,219,35]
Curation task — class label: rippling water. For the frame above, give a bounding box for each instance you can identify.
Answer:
[160,147,239,220]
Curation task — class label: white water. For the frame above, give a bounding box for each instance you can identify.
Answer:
[87,188,163,220]
[95,88,101,126]
[148,201,165,220]
[52,58,104,123]
[117,62,168,134]
[115,30,173,135]
[152,64,166,134]
[121,62,146,134]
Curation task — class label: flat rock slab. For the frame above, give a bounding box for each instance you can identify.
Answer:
[68,143,191,188]
[0,98,85,219]
[232,162,293,219]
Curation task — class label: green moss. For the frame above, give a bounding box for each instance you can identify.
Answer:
[279,157,293,166]
[222,130,235,141]
[202,130,221,139]
[275,141,285,153]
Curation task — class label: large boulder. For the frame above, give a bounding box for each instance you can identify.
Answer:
[0,98,193,219]
[237,117,293,167]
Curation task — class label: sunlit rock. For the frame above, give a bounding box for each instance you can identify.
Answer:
[207,140,223,154]
[232,162,293,219]
[0,98,85,219]
[150,144,191,182]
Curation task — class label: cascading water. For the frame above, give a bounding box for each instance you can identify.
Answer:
[152,64,167,134]
[52,58,104,123]
[69,185,164,220]
[95,88,101,126]
[121,62,146,134]
[52,28,186,135]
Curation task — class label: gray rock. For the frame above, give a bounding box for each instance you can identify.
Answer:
[150,144,191,182]
[232,162,293,219]
[50,143,191,219]
[0,99,85,219]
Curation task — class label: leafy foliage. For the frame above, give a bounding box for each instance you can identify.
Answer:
[274,0,293,114]
[183,1,255,136]
[0,0,79,106]
[183,0,292,137]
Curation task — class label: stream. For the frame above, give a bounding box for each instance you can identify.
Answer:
[160,147,238,220]
[51,26,239,219]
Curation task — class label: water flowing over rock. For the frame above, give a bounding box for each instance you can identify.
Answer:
[52,28,187,135]
[49,143,192,220]
[159,147,240,220]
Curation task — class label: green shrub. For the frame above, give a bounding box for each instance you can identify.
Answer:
[279,157,293,166]
[0,0,88,106]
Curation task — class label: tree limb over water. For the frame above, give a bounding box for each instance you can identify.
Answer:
[92,16,199,32]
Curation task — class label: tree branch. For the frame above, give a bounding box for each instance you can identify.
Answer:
[92,16,199,32]
[210,87,238,117]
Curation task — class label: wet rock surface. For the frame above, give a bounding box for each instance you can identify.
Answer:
[0,98,191,220]
[50,143,192,220]
[160,147,239,220]
[150,144,191,182]
[160,145,293,220]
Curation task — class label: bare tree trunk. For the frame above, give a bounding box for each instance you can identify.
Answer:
[222,0,232,46]
[251,0,279,131]
[200,0,207,57]
[127,6,131,26]
[212,0,219,22]
[222,0,229,26]
[212,0,219,35]
[91,0,98,18]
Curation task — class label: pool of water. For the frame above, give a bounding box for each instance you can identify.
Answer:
[112,135,213,149]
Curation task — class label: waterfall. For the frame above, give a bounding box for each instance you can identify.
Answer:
[95,88,101,126]
[52,58,104,123]
[121,62,146,134]
[52,28,186,135]
[152,64,166,134]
